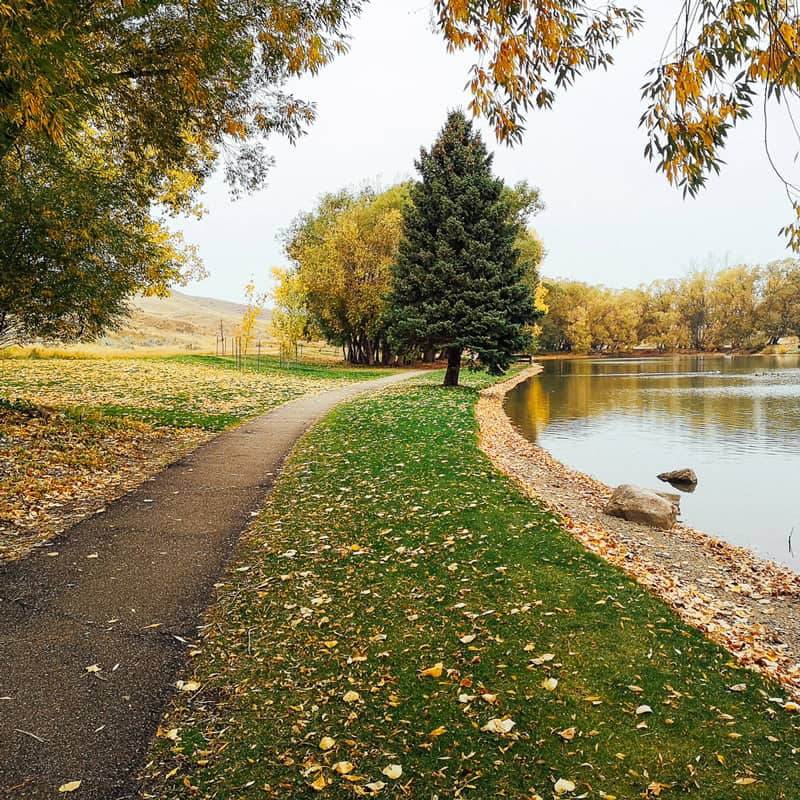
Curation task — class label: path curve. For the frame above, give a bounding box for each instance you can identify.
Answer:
[0,371,420,800]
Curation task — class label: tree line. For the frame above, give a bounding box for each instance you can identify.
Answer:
[3,2,800,351]
[538,262,800,354]
[272,146,547,373]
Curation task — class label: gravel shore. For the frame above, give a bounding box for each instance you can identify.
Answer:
[476,366,800,703]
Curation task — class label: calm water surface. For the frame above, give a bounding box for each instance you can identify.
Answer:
[504,355,800,570]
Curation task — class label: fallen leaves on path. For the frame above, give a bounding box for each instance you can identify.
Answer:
[0,357,356,561]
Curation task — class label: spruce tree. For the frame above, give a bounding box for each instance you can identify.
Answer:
[388,110,538,386]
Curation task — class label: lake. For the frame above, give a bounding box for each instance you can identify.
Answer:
[504,355,800,570]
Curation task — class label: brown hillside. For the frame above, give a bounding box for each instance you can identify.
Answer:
[95,290,273,354]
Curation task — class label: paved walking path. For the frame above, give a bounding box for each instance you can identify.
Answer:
[0,372,419,799]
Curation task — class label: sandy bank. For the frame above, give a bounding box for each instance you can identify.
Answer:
[476,365,800,703]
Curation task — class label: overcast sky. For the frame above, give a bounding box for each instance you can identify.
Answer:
[176,0,797,304]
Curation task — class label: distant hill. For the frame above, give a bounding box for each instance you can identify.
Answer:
[92,290,274,354]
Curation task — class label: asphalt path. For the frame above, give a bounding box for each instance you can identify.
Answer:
[0,371,419,799]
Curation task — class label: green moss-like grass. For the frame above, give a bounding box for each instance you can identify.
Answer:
[143,376,800,799]
[169,354,398,382]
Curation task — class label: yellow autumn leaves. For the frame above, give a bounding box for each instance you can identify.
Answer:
[418,662,444,679]
[437,0,644,140]
[310,739,403,792]
[0,356,363,560]
[641,3,800,247]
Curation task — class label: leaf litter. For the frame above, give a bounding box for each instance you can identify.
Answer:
[141,379,800,799]
[0,357,369,561]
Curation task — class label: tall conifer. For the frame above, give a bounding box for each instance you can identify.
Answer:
[388,110,537,386]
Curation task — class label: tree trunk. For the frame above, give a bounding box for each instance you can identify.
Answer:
[443,346,462,386]
[423,346,435,363]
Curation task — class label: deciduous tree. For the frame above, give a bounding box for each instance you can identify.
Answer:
[0,135,201,347]
[282,184,409,365]
[707,265,760,349]
[270,266,313,358]
[757,259,800,343]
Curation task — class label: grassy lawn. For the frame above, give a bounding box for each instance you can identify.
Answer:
[142,375,800,800]
[1,355,395,431]
[171,354,397,385]
[0,355,397,560]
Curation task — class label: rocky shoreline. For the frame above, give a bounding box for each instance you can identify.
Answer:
[476,365,800,704]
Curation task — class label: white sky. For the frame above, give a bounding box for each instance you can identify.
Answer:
[177,0,797,304]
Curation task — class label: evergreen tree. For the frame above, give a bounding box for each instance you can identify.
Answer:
[388,110,539,386]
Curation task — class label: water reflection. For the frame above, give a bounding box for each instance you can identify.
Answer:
[504,355,800,569]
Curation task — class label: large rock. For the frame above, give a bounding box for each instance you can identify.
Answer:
[605,484,678,530]
[657,468,697,486]
[655,491,681,515]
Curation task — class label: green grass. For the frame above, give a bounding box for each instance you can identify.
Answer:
[143,378,800,800]
[169,354,398,382]
[0,355,399,433]
[86,404,242,431]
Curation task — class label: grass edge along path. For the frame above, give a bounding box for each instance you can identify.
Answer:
[0,356,399,561]
[142,375,800,800]
[0,371,418,800]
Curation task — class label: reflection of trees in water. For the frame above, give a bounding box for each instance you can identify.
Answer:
[504,377,550,439]
[507,356,800,441]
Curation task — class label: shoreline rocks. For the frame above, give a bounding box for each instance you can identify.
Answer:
[657,467,698,486]
[605,484,678,530]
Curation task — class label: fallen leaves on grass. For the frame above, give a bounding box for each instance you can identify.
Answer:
[0,357,358,561]
[0,403,206,560]
[381,764,402,779]
[481,717,516,734]
[554,777,576,794]
[139,381,798,800]
[477,372,800,700]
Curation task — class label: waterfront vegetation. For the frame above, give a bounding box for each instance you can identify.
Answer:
[538,262,800,354]
[143,375,800,800]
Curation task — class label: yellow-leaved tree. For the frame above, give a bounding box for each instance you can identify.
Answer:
[234,280,266,356]
[282,185,409,365]
[270,267,311,361]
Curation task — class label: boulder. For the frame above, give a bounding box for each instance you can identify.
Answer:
[655,491,681,514]
[657,468,697,486]
[605,484,678,530]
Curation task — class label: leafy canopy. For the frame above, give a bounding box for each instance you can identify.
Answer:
[280,184,409,365]
[0,0,360,195]
[0,133,202,346]
[5,2,797,217]
[537,259,800,354]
